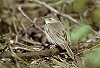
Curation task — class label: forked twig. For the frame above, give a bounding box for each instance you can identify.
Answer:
[17,6,44,32]
[33,0,79,23]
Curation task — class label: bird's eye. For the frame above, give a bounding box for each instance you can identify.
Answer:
[49,18,52,20]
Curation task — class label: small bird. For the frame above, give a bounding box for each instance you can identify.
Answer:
[43,14,75,60]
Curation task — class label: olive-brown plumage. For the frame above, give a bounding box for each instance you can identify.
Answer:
[44,14,75,60]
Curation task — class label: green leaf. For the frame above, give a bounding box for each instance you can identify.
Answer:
[65,19,71,43]
[12,52,28,65]
[52,59,68,68]
[84,46,100,68]
[73,0,89,12]
[0,43,6,50]
[92,8,100,20]
[29,64,39,68]
[70,22,92,43]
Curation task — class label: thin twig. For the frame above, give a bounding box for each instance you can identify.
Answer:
[1,47,59,59]
[17,6,33,23]
[15,16,28,38]
[12,10,19,35]
[21,38,41,45]
[33,0,79,23]
[11,7,19,42]
[9,45,20,68]
[14,46,35,52]
[17,6,44,32]
[75,31,100,56]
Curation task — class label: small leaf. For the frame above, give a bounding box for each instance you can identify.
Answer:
[0,43,6,50]
[70,22,92,43]
[29,64,39,68]
[73,0,89,12]
[92,8,100,20]
[84,46,100,68]
[52,59,68,68]
[65,19,71,43]
[12,52,28,65]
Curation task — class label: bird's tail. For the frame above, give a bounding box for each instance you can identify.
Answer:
[61,43,75,60]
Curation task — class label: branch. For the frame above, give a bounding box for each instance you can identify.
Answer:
[0,47,59,59]
[17,6,44,32]
[33,0,79,24]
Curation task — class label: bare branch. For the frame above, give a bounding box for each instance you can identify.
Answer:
[33,0,79,23]
[17,6,44,32]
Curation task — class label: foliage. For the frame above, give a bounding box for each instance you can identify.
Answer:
[92,8,100,21]
[0,0,100,68]
[70,22,92,43]
[73,0,89,12]
[84,46,100,68]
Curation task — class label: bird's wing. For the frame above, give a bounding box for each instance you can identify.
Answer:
[45,23,75,60]
[46,22,67,44]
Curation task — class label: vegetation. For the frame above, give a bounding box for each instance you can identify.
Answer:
[0,0,100,68]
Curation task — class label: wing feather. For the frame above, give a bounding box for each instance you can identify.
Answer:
[44,22,75,60]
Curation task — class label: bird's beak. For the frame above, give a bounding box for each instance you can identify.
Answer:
[42,17,48,24]
[42,17,45,19]
[42,17,49,21]
[42,16,49,19]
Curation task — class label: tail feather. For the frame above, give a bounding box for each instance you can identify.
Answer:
[61,43,75,60]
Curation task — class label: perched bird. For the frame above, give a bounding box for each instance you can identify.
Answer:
[43,14,75,60]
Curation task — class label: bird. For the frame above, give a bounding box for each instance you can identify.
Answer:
[43,14,75,60]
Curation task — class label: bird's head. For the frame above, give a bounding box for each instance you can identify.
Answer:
[43,14,59,24]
